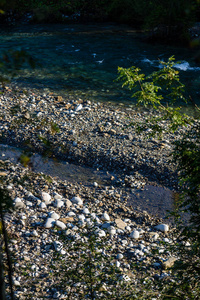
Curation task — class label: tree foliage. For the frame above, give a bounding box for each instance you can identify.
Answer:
[118,56,200,299]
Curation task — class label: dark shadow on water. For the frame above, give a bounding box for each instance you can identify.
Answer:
[127,185,174,220]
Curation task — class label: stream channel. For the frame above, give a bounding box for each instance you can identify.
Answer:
[0,23,198,218]
[0,144,174,220]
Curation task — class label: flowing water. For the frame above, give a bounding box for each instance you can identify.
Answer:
[0,23,200,109]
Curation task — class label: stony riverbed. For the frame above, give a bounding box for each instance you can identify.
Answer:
[0,84,197,299]
[1,159,177,299]
[0,84,189,189]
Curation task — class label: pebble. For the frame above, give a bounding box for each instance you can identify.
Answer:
[71,196,83,205]
[55,220,66,230]
[82,207,90,214]
[101,212,110,221]
[44,217,55,228]
[155,224,169,233]
[14,201,26,210]
[115,218,127,229]
[41,192,51,204]
[39,202,47,209]
[162,257,177,269]
[55,199,64,208]
[130,230,140,239]
[49,211,60,220]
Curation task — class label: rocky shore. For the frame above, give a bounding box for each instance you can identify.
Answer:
[1,159,177,299]
[0,84,189,189]
[0,84,195,299]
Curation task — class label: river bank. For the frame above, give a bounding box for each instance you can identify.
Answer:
[0,153,177,299]
[0,84,186,189]
[1,84,198,299]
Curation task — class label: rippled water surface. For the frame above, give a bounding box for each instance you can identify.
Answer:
[0,23,200,106]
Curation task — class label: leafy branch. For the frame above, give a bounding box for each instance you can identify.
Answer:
[117,56,197,136]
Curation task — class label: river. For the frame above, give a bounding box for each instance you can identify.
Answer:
[0,23,199,109]
[0,23,197,218]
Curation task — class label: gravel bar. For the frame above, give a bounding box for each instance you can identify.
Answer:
[0,84,196,299]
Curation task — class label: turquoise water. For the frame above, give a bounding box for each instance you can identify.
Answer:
[0,23,200,106]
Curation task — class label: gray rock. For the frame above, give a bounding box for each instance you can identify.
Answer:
[15,201,26,210]
[116,253,123,260]
[53,241,63,252]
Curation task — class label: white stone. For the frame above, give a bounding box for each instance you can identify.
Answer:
[44,218,55,228]
[125,225,132,232]
[108,226,116,234]
[121,239,128,245]
[116,228,124,234]
[15,201,26,209]
[67,211,76,217]
[55,220,66,230]
[41,192,51,204]
[53,193,63,200]
[71,196,83,205]
[39,202,47,209]
[93,182,98,187]
[82,207,90,214]
[78,214,85,221]
[116,261,121,268]
[72,225,79,231]
[91,212,97,219]
[65,199,72,208]
[31,230,38,237]
[95,229,106,237]
[14,197,22,203]
[7,185,13,190]
[128,241,134,247]
[49,211,60,220]
[163,238,170,243]
[101,212,110,221]
[37,112,43,118]
[130,230,140,239]
[55,199,64,208]
[75,104,83,112]
[155,224,169,233]
[13,280,20,286]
